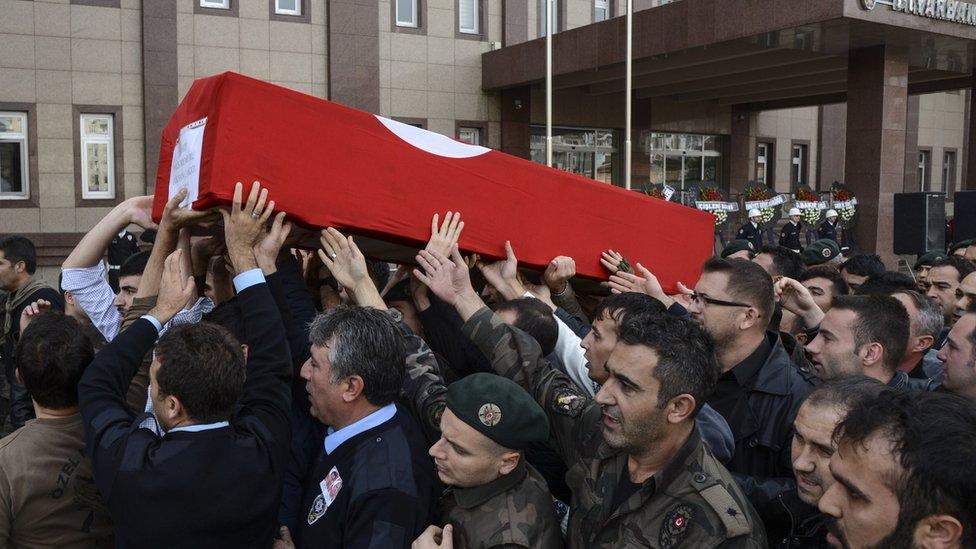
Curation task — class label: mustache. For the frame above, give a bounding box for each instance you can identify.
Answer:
[601,405,621,422]
[824,517,850,549]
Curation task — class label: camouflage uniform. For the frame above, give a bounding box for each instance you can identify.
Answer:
[440,460,564,549]
[461,307,767,549]
[398,322,564,549]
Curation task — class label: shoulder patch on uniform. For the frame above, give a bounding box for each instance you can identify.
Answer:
[551,387,586,417]
[698,483,752,538]
[659,504,693,549]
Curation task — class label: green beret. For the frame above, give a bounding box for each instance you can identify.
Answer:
[721,239,755,259]
[915,250,948,270]
[950,239,973,255]
[801,239,841,266]
[445,373,549,451]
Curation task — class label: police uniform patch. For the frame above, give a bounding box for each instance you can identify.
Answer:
[659,504,693,549]
[478,403,502,426]
[307,493,327,525]
[552,387,586,417]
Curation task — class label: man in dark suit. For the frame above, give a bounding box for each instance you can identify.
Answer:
[79,182,293,548]
[737,208,764,251]
[779,208,803,253]
[819,209,839,244]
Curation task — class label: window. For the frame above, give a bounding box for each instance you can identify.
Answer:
[791,143,808,186]
[538,0,559,35]
[594,0,610,21]
[459,0,479,34]
[0,112,28,200]
[944,150,957,195]
[918,149,931,191]
[274,0,301,15]
[642,131,723,191]
[200,0,230,8]
[397,0,418,27]
[80,114,116,200]
[458,127,482,146]
[756,141,773,186]
[531,126,620,185]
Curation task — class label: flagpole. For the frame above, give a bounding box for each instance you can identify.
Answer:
[546,0,553,168]
[624,0,632,190]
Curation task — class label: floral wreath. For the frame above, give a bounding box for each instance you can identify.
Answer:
[743,182,779,226]
[696,185,731,228]
[831,182,857,227]
[642,183,673,202]
[793,185,823,225]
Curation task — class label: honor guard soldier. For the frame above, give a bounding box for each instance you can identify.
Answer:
[818,209,839,244]
[414,246,767,549]
[409,373,563,549]
[736,209,764,252]
[779,208,803,253]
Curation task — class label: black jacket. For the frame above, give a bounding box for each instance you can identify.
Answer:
[737,221,764,251]
[721,333,814,538]
[772,492,830,548]
[817,221,838,242]
[296,406,439,548]
[79,278,292,548]
[779,221,803,252]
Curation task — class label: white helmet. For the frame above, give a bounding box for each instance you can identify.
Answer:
[748,208,761,218]
[788,207,801,216]
[826,209,838,218]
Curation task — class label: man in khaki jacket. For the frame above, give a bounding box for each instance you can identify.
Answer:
[414,246,766,548]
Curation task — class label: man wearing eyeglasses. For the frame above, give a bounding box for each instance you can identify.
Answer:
[686,257,814,541]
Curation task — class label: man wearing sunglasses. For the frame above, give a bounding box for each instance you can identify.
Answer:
[686,257,814,541]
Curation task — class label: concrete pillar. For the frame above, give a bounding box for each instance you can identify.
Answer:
[903,95,920,192]
[500,86,532,160]
[966,79,976,190]
[729,105,752,194]
[844,45,908,263]
[817,104,847,190]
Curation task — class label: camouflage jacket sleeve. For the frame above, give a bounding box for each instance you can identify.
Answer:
[120,295,156,415]
[395,321,448,443]
[551,281,587,324]
[462,306,602,466]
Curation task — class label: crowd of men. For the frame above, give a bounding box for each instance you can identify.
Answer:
[0,182,974,548]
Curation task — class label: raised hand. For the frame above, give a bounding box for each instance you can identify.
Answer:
[254,212,293,274]
[476,241,524,300]
[544,256,576,294]
[599,249,633,275]
[317,227,385,308]
[425,212,464,258]
[414,246,477,308]
[220,181,275,274]
[149,249,197,325]
[124,195,158,231]
[19,299,52,334]
[161,188,219,230]
[607,263,674,307]
[774,277,825,328]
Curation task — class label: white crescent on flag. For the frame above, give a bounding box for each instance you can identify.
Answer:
[374,115,491,159]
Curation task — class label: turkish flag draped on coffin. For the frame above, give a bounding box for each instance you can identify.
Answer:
[151,72,714,291]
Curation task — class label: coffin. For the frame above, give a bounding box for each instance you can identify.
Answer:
[151,72,714,291]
